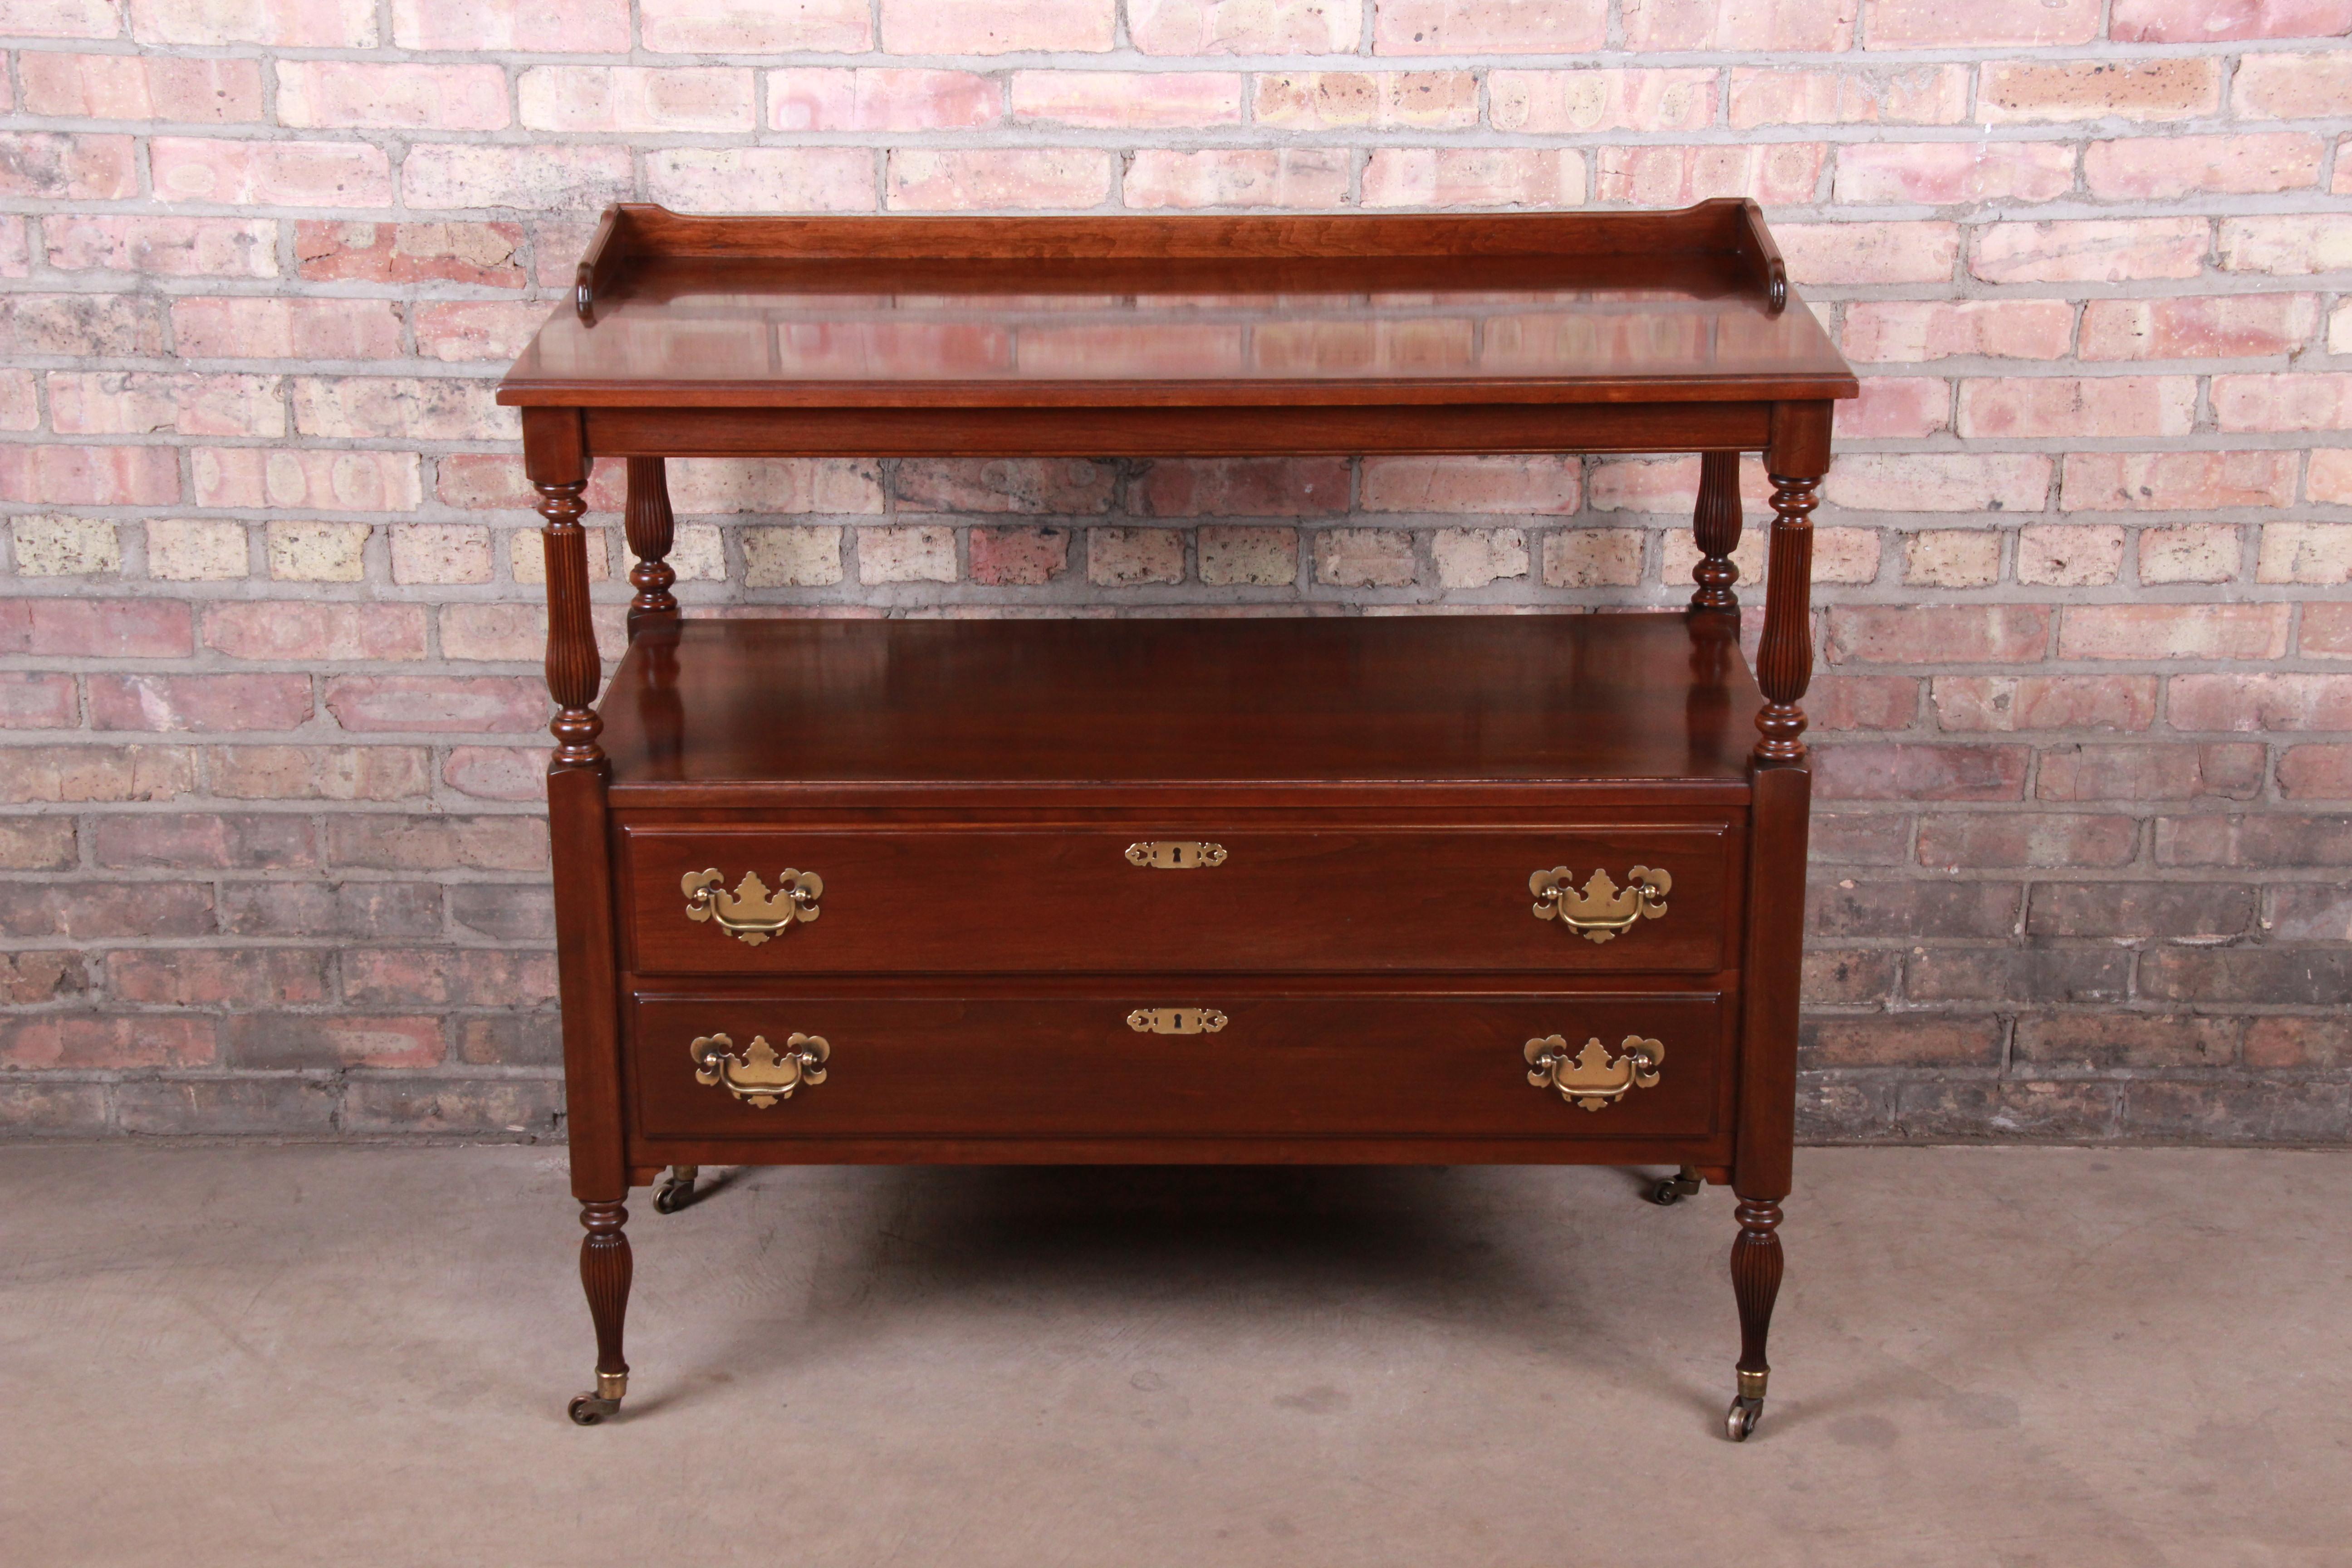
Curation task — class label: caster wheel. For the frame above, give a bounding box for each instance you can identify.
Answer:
[568,1393,620,1426]
[1649,1178,1685,1206]
[1725,1396,1763,1442]
[652,1182,690,1215]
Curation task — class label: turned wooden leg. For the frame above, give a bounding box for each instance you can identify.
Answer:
[568,1199,632,1425]
[1725,1196,1784,1441]
[1753,470,1819,764]
[1690,450,1742,612]
[623,455,678,639]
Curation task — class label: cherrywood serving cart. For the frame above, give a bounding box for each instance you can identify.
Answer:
[498,199,1857,1440]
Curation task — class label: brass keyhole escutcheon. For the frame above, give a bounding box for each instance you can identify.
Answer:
[682,867,822,946]
[1525,1034,1663,1112]
[1126,1007,1228,1035]
[1529,866,1671,943]
[1126,841,1227,869]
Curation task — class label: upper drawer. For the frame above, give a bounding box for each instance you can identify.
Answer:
[619,823,1738,975]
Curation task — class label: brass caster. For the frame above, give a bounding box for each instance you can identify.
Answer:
[1649,1166,1703,1206]
[1725,1395,1764,1442]
[652,1165,699,1215]
[568,1393,621,1426]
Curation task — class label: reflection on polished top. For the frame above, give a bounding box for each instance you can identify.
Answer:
[495,203,1857,407]
[600,612,1763,791]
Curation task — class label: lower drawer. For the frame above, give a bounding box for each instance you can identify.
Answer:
[627,987,1729,1142]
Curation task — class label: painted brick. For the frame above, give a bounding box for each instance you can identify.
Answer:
[1863,0,2098,45]
[2110,0,2352,43]
[1126,149,1351,209]
[278,61,510,130]
[1971,220,2208,284]
[1932,675,2157,732]
[88,673,312,732]
[1363,148,1588,208]
[1842,301,2074,363]
[1729,65,1967,127]
[887,150,1112,211]
[2078,295,2318,361]
[1834,142,2075,206]
[1257,72,1479,129]
[1132,0,1359,51]
[640,0,870,50]
[1372,0,1607,53]
[1490,69,1716,133]
[2059,604,2290,662]
[2060,451,2298,513]
[771,69,1000,131]
[1977,58,2220,122]
[19,52,263,119]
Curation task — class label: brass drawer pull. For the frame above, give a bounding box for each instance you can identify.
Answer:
[1526,1034,1663,1112]
[691,1032,828,1107]
[1127,1007,1227,1035]
[682,867,822,946]
[1529,866,1671,943]
[1126,840,1227,869]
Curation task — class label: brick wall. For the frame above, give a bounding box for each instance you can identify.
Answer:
[2,0,2347,1142]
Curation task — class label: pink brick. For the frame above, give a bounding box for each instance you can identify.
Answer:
[1,1015,215,1071]
[402,144,634,212]
[2139,524,2242,584]
[2171,674,2352,732]
[0,672,78,728]
[2302,602,2352,657]
[519,67,755,134]
[1843,301,2075,363]
[278,61,508,130]
[151,138,389,207]
[2213,373,2352,432]
[1864,0,2097,45]
[640,0,868,49]
[1012,72,1241,127]
[1126,149,1349,209]
[1824,453,2051,513]
[1374,0,1607,51]
[1958,377,2196,441]
[880,0,1112,51]
[969,526,1071,586]
[2218,215,2352,276]
[2045,744,2265,802]
[0,370,31,430]
[2110,0,2352,42]
[204,603,427,662]
[290,377,506,442]
[897,459,1113,514]
[46,216,276,278]
[1812,743,2030,802]
[2279,745,2352,799]
[132,0,374,44]
[1972,220,2209,284]
[1314,528,1417,588]
[770,69,1000,131]
[442,746,544,802]
[202,744,427,799]
[0,295,167,357]
[1138,458,1351,517]
[395,0,628,49]
[0,0,120,37]
[1131,0,1359,52]
[2058,604,2291,661]
[192,447,421,511]
[1777,221,1959,285]
[0,598,192,657]
[1841,377,1949,438]
[1597,143,1825,206]
[1977,59,2220,122]
[646,148,875,214]
[1623,0,1857,49]
[324,676,546,733]
[108,949,330,1006]
[1363,148,1587,208]
[295,220,524,286]
[2232,50,2352,118]
[2080,296,2318,360]
[434,452,623,512]
[2017,524,2124,587]
[49,371,284,438]
[0,445,179,505]
[1730,65,1966,129]
[1490,68,1717,133]
[2259,523,2352,584]
[2313,448,2352,505]
[2060,451,2298,513]
[2084,134,2325,199]
[413,301,544,363]
[1806,675,1919,730]
[18,52,262,119]
[1827,606,2052,665]
[1254,72,1479,129]
[0,133,135,199]
[1834,142,2075,205]
[1931,675,2157,733]
[172,297,404,359]
[88,673,312,732]
[1361,456,1582,514]
[887,150,1112,211]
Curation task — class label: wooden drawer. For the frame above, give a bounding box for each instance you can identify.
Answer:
[619,823,1738,976]
[627,986,1728,1142]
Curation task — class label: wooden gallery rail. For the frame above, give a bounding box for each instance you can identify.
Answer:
[497,199,1859,1441]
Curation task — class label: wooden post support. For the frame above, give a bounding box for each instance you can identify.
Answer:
[623,456,678,639]
[1754,402,1832,766]
[525,407,603,772]
[1690,450,1742,613]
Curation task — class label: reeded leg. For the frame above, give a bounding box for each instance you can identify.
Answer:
[568,1199,632,1425]
[1725,1196,1784,1441]
[1690,450,1742,612]
[1753,471,1819,764]
[623,456,678,639]
[1649,1165,1704,1206]
[652,1164,700,1214]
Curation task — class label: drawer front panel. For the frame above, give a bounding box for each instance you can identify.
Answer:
[629,990,1727,1142]
[621,824,1736,975]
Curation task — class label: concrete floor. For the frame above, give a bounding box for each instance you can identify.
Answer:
[2,1145,2346,1567]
